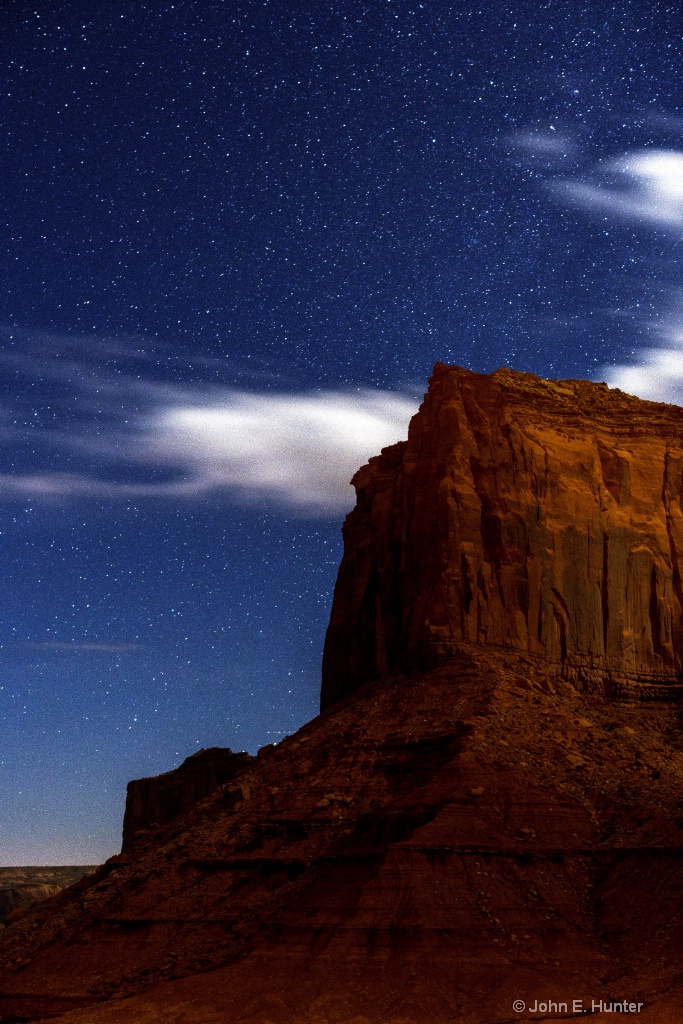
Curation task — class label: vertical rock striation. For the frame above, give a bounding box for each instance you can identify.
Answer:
[322,363,683,708]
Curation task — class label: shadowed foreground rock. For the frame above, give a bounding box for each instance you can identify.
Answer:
[4,366,683,1024]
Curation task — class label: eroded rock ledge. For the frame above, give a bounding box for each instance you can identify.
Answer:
[122,747,253,851]
[322,364,683,709]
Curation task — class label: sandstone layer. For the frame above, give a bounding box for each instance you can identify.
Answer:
[322,364,683,708]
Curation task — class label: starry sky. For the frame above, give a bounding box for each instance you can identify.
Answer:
[2,0,683,865]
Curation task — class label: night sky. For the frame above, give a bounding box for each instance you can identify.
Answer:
[2,1,683,865]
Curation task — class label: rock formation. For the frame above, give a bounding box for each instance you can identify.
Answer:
[4,366,683,1023]
[322,363,683,708]
[121,747,252,851]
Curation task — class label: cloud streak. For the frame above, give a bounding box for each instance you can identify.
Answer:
[513,128,578,160]
[600,318,683,406]
[0,335,418,513]
[18,642,143,653]
[144,390,417,510]
[557,148,683,230]
[539,138,683,405]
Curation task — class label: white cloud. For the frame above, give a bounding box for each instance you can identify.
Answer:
[601,331,683,405]
[560,148,683,229]
[0,388,418,513]
[542,140,683,404]
[514,129,576,159]
[146,389,416,509]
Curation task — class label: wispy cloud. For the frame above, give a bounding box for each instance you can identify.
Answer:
[0,332,418,513]
[18,642,143,653]
[557,148,683,230]
[600,314,683,405]
[539,137,683,404]
[513,127,577,160]
[143,389,417,509]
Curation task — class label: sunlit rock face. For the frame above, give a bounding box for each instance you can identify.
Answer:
[322,363,683,709]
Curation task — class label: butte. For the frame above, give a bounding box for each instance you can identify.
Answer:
[3,364,683,1022]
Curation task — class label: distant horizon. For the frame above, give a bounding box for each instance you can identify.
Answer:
[0,863,98,870]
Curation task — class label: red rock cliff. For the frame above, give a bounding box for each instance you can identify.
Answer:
[322,363,683,708]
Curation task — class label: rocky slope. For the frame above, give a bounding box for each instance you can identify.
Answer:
[3,365,683,1023]
[3,652,683,1023]
[0,869,95,927]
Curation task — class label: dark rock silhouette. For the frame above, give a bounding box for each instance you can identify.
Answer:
[3,366,683,1023]
[121,747,253,851]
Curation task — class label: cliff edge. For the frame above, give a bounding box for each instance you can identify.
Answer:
[322,363,683,708]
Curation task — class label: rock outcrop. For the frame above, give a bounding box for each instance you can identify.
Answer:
[322,364,683,708]
[121,747,253,851]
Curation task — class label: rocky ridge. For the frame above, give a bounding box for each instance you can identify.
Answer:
[122,747,252,851]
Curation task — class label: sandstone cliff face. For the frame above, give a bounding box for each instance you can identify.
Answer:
[322,364,683,709]
[122,747,252,851]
